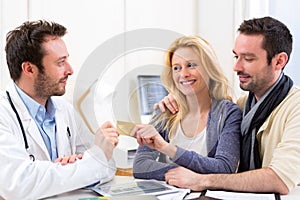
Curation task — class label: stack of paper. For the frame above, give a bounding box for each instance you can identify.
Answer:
[204,190,278,200]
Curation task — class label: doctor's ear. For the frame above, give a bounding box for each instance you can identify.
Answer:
[21,61,38,76]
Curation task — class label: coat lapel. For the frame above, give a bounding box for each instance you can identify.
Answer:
[7,82,50,160]
[55,114,72,157]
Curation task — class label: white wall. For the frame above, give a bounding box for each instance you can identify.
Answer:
[269,0,300,87]
[197,0,239,99]
[0,0,29,89]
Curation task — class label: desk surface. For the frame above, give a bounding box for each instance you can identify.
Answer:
[115,168,133,176]
[44,176,300,200]
[281,186,300,200]
[44,176,134,200]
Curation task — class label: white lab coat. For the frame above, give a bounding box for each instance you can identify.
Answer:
[0,82,116,200]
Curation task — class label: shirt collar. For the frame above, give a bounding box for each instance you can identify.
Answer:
[14,83,56,119]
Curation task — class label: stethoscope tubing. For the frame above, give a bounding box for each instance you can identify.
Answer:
[6,91,35,161]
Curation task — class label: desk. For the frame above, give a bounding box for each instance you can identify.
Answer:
[115,168,133,176]
[44,176,300,200]
[281,186,300,200]
[44,176,134,200]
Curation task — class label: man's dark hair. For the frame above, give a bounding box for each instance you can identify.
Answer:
[5,20,67,81]
[238,16,293,66]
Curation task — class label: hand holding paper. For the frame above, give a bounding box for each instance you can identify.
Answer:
[94,121,120,160]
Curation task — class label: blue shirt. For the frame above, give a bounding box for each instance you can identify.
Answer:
[15,84,58,161]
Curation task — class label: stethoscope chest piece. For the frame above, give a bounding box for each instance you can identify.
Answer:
[29,154,35,161]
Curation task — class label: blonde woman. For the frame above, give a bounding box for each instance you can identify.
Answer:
[131,36,242,181]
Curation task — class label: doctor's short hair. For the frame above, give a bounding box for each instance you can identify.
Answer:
[5,20,67,81]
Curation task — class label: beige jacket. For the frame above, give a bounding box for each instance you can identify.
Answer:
[237,86,300,191]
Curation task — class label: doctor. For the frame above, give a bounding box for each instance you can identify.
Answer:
[0,20,119,199]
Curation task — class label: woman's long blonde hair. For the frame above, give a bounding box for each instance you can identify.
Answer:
[151,35,230,139]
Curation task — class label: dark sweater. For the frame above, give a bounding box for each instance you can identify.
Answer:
[133,99,242,181]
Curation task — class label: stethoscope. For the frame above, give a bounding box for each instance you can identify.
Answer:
[6,91,35,161]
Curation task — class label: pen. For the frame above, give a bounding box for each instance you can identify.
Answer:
[67,126,73,154]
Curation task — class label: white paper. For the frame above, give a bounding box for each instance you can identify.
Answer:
[205,190,276,200]
[92,179,190,198]
[156,189,190,200]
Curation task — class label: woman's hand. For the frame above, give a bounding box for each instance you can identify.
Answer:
[154,94,179,114]
[130,124,177,158]
[130,124,167,150]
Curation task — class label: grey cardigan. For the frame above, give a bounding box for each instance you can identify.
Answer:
[133,99,242,181]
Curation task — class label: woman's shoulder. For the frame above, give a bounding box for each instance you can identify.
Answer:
[211,99,242,118]
[212,99,240,110]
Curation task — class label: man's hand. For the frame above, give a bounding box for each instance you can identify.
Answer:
[54,154,83,166]
[165,167,204,191]
[154,94,179,114]
[166,167,290,195]
[94,121,119,160]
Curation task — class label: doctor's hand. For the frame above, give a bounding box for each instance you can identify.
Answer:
[130,124,177,158]
[54,154,83,166]
[94,121,119,160]
[154,94,178,114]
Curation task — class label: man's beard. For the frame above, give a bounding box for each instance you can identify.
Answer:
[34,72,66,99]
